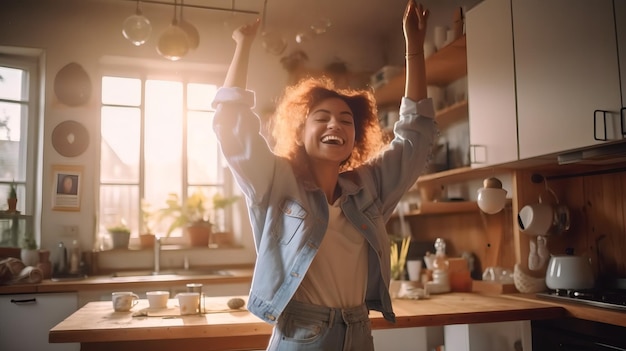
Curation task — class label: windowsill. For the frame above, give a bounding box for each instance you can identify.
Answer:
[91,242,256,275]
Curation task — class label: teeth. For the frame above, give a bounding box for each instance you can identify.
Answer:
[321,135,344,145]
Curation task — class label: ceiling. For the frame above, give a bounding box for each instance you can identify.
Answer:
[134,0,422,38]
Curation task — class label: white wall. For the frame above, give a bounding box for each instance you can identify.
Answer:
[0,0,478,269]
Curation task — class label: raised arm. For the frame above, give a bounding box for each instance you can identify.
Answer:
[403,0,429,102]
[223,19,261,88]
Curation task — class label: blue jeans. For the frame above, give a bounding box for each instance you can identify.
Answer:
[266,300,375,351]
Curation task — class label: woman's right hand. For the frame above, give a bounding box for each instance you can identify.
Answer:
[232,18,261,47]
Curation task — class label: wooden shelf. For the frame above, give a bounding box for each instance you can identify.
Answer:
[436,100,468,130]
[374,35,468,107]
[418,201,479,214]
[392,201,479,218]
[408,166,513,193]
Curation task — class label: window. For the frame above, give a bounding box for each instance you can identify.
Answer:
[0,52,40,247]
[99,75,229,246]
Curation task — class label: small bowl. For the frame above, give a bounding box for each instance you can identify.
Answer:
[477,188,507,214]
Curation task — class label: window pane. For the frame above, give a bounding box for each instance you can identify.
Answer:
[102,77,141,106]
[187,111,220,184]
[187,83,216,111]
[99,185,139,237]
[0,67,27,101]
[144,80,182,232]
[101,106,140,183]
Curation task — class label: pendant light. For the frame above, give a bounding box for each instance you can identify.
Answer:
[260,0,287,56]
[178,0,199,50]
[156,0,190,61]
[122,0,152,46]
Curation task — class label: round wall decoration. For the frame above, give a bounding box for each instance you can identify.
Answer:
[51,120,90,157]
[54,62,92,107]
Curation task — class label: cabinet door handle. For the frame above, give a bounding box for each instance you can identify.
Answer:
[619,107,626,137]
[594,109,610,141]
[10,298,37,305]
[469,144,486,164]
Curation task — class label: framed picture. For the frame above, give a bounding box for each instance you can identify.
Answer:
[52,164,83,211]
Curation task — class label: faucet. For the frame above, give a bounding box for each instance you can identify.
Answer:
[153,237,161,275]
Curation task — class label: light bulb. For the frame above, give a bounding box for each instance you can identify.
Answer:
[122,13,152,46]
[157,23,189,61]
[261,31,287,56]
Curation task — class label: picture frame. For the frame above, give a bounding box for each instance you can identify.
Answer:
[52,164,83,211]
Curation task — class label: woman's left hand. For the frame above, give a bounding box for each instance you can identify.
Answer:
[403,0,429,51]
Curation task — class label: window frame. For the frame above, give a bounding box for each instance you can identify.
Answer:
[98,62,232,248]
[0,50,43,243]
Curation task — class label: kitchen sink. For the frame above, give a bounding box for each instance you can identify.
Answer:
[111,269,233,278]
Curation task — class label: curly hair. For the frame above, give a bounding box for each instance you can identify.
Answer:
[270,77,387,172]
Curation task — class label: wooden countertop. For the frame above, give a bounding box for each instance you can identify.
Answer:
[49,292,566,351]
[0,267,254,294]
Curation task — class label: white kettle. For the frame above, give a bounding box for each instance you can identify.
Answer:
[545,251,594,290]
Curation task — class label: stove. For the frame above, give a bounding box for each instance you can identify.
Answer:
[537,288,626,312]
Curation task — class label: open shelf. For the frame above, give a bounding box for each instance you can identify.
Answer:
[374,35,467,107]
[436,99,468,130]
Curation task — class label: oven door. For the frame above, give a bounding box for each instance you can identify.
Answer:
[532,319,626,351]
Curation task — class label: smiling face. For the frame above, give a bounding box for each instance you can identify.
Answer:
[301,97,356,167]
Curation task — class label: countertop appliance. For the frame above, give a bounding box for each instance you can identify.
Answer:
[536,286,626,312]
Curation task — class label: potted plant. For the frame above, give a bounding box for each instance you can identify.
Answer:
[158,190,213,247]
[7,181,17,212]
[210,193,240,247]
[20,234,39,266]
[107,223,131,249]
[158,190,239,247]
[139,199,156,248]
[389,236,410,298]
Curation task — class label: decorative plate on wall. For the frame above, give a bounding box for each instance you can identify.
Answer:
[51,120,90,157]
[54,62,92,107]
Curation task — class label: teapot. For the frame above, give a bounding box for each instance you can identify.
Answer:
[545,249,594,290]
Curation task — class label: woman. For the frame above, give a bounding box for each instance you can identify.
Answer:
[212,1,434,349]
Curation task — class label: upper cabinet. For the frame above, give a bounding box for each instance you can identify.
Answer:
[617,0,626,108]
[466,0,518,167]
[466,0,625,167]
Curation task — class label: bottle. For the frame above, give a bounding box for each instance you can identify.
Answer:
[69,239,81,275]
[432,238,450,292]
[55,241,67,275]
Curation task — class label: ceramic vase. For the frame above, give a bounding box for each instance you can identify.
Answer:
[20,248,39,266]
[110,231,130,249]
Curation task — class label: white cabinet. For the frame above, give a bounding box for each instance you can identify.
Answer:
[0,292,79,351]
[373,326,444,351]
[617,0,626,109]
[444,320,531,351]
[466,0,624,166]
[466,0,518,166]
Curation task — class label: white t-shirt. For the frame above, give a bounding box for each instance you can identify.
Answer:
[293,199,368,308]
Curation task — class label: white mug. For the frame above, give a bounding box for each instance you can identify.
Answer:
[176,292,199,315]
[518,203,553,235]
[112,291,139,312]
[146,291,169,309]
[406,260,423,282]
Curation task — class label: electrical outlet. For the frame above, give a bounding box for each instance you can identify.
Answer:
[62,225,79,237]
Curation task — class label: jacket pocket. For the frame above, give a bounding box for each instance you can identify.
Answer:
[271,198,307,245]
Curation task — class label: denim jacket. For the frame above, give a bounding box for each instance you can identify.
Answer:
[212,87,436,324]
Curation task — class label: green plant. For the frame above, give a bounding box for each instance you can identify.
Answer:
[21,235,37,250]
[107,224,130,234]
[8,181,17,199]
[390,236,410,280]
[157,190,239,237]
[140,199,156,234]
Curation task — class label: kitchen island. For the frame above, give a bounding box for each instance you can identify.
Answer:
[49,293,566,351]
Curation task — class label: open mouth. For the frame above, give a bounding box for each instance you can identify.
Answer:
[321,135,345,145]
